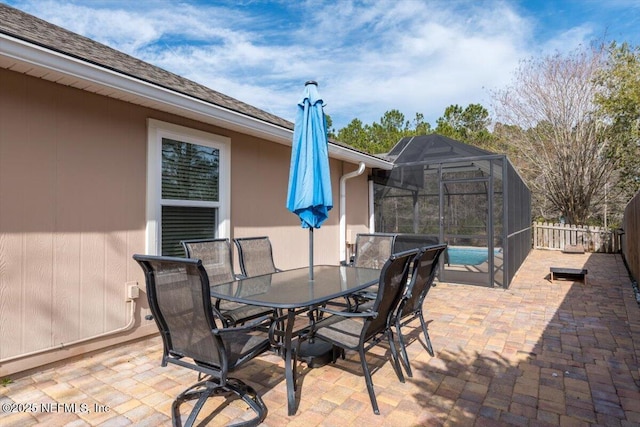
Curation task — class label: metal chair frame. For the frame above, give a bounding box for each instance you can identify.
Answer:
[394,244,447,377]
[133,255,270,427]
[181,238,273,326]
[233,236,281,278]
[351,233,398,269]
[309,249,419,414]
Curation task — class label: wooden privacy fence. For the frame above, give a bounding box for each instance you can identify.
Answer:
[533,222,621,253]
[622,190,640,282]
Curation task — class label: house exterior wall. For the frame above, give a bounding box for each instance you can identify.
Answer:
[344,172,371,239]
[231,141,372,269]
[0,69,371,375]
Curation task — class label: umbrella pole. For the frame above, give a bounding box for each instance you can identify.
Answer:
[309,227,314,280]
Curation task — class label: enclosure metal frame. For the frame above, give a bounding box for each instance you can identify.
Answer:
[372,136,531,288]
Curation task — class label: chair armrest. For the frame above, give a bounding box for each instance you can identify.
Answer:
[323,299,350,309]
[353,290,377,300]
[317,306,378,319]
[213,313,273,335]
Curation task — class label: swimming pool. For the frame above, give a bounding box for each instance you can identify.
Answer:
[447,247,500,266]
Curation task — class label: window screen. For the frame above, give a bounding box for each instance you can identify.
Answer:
[160,138,220,256]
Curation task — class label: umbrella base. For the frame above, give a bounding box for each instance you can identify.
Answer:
[298,340,341,368]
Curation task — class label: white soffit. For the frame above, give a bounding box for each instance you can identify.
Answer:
[0,34,392,170]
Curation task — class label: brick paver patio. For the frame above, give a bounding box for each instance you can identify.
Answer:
[1,250,639,426]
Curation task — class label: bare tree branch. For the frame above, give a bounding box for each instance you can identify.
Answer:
[492,45,617,224]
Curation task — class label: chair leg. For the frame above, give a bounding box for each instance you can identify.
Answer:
[172,378,215,427]
[418,311,435,357]
[172,377,267,427]
[387,329,405,383]
[358,348,380,415]
[396,319,413,378]
[225,378,268,427]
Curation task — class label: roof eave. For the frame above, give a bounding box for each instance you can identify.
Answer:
[0,33,393,170]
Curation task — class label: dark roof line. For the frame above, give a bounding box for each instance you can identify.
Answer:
[0,3,390,163]
[0,3,292,129]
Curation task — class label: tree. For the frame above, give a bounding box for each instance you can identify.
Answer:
[412,112,432,136]
[325,114,336,139]
[368,109,412,153]
[336,118,370,152]
[434,104,463,139]
[594,42,640,204]
[335,105,491,155]
[493,44,618,225]
[337,110,429,154]
[435,104,494,148]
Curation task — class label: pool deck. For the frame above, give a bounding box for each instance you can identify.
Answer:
[1,249,639,426]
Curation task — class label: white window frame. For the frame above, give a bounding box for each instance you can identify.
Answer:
[146,119,231,254]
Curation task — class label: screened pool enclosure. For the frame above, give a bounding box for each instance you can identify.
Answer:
[373,134,531,288]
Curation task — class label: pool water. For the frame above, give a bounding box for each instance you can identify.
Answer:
[448,247,499,265]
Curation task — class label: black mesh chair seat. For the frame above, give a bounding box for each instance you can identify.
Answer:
[309,249,419,415]
[394,244,447,377]
[182,238,274,326]
[222,304,275,327]
[133,255,271,427]
[310,317,364,348]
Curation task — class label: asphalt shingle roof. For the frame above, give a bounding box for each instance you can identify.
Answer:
[0,3,294,131]
[0,4,393,164]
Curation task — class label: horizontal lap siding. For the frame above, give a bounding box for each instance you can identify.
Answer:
[230,137,369,270]
[0,70,146,360]
[0,68,370,371]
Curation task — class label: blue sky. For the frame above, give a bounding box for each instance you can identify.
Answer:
[4,0,639,130]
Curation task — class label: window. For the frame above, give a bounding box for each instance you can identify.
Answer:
[147,119,230,256]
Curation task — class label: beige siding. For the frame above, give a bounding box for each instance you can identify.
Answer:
[345,172,372,238]
[0,69,373,375]
[0,69,148,367]
[230,139,372,270]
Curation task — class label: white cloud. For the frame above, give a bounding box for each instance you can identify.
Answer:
[16,1,161,53]
[6,0,626,130]
[298,1,533,127]
[539,25,598,54]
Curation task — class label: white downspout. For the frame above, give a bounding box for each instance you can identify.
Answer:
[369,179,375,231]
[340,162,366,263]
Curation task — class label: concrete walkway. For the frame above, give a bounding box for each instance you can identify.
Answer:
[1,250,639,426]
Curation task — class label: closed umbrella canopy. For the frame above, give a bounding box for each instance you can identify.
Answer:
[287,81,333,228]
[287,81,333,278]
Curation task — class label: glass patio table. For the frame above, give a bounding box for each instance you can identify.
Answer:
[209,265,381,415]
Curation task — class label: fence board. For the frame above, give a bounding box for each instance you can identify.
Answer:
[623,191,640,281]
[532,222,619,253]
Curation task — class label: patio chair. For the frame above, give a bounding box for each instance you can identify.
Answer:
[309,248,419,414]
[352,233,397,269]
[394,244,447,377]
[133,254,271,427]
[181,238,274,326]
[234,236,281,278]
[345,233,398,309]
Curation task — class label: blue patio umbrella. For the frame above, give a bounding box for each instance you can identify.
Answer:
[287,81,333,279]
